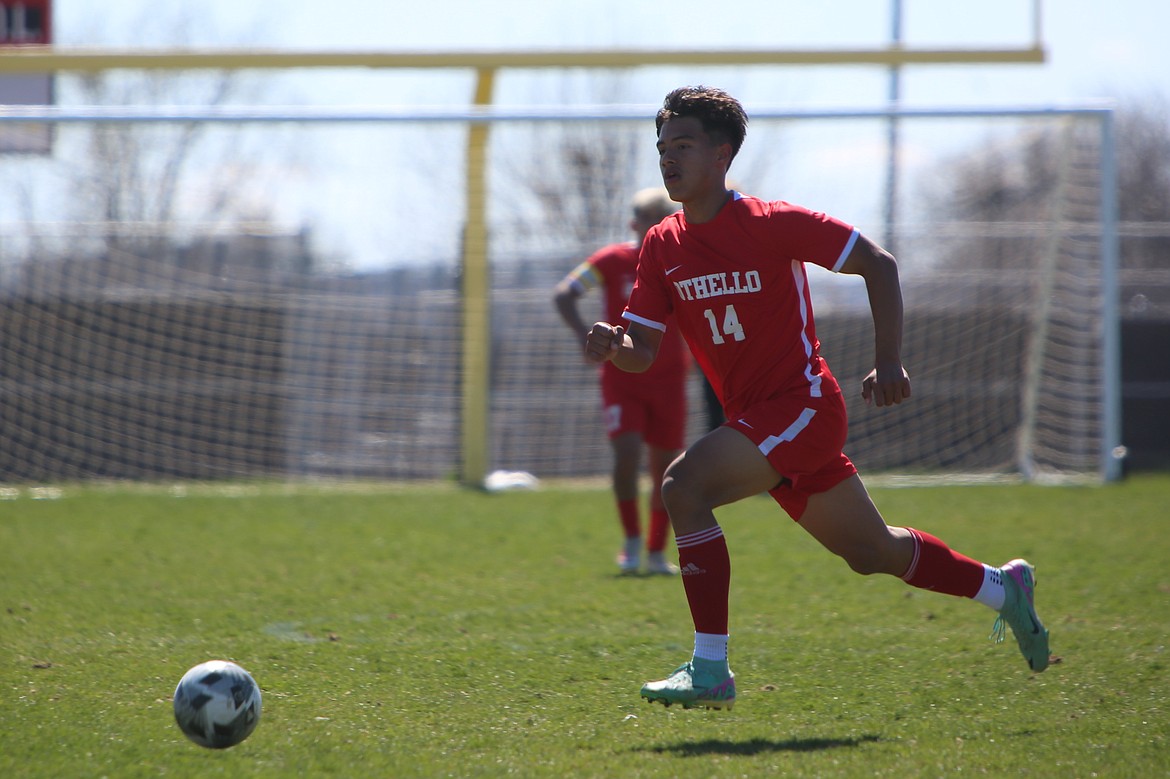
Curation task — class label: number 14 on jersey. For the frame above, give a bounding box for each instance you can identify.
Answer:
[703,305,745,344]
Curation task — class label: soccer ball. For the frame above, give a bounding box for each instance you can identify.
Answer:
[173,660,262,749]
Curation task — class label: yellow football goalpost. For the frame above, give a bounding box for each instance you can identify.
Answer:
[0,37,1047,487]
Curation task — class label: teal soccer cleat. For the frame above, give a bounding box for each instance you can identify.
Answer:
[991,559,1050,672]
[640,658,736,710]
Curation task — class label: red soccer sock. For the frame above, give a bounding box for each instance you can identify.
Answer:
[900,528,985,598]
[617,499,640,539]
[676,526,731,635]
[647,508,671,553]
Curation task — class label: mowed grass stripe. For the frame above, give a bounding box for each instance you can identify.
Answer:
[2,477,1167,777]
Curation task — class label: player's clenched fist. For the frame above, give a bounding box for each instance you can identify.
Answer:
[861,364,912,408]
[585,322,625,364]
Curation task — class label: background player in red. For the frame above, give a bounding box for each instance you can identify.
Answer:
[555,188,689,575]
[585,86,1050,710]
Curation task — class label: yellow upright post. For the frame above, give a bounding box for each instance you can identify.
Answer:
[460,67,495,487]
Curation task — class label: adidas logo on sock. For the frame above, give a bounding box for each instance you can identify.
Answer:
[680,562,707,576]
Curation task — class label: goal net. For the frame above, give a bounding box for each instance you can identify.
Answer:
[0,104,1117,484]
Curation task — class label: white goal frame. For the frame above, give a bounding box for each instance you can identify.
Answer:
[0,101,1121,483]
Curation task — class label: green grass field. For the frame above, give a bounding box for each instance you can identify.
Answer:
[2,476,1168,778]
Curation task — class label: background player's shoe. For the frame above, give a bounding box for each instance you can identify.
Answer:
[617,538,641,574]
[645,551,679,575]
[990,558,1050,672]
[640,658,735,710]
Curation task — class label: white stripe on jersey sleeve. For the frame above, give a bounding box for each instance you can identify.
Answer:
[621,310,667,332]
[831,228,860,273]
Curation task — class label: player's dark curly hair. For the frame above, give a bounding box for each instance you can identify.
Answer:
[656,86,748,164]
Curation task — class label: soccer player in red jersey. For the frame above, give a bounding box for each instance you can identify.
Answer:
[555,189,689,575]
[585,86,1049,710]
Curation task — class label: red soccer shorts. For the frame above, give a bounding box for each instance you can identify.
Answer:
[600,374,687,452]
[723,388,857,521]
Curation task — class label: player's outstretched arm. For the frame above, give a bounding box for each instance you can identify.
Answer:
[584,321,661,373]
[837,233,912,407]
[553,278,591,339]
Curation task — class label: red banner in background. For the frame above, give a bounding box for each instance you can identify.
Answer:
[1,1,54,153]
[2,0,52,45]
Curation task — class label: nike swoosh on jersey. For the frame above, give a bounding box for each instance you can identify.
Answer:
[665,264,684,276]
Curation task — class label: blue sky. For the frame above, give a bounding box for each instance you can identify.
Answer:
[55,0,1170,107]
[26,1,1170,270]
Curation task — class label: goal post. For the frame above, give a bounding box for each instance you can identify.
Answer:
[460,68,495,486]
[0,35,1053,486]
[0,102,1119,485]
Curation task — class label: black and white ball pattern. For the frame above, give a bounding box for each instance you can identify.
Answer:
[173,660,262,749]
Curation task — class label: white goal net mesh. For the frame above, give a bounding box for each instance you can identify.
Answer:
[0,107,1114,483]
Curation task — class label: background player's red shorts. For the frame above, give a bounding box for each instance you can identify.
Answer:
[724,388,857,521]
[600,373,687,451]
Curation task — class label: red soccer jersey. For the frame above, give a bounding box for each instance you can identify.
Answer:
[565,241,689,387]
[623,193,858,418]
